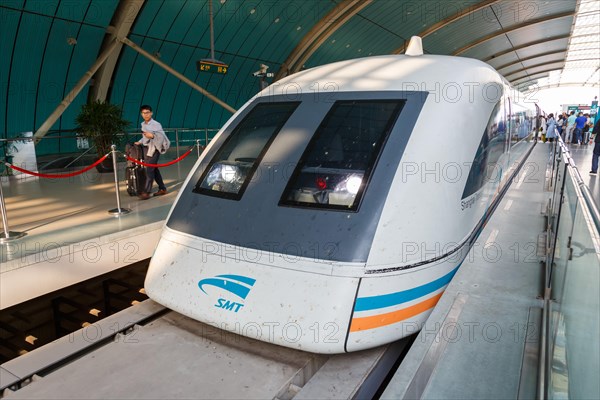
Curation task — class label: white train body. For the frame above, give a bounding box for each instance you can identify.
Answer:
[145,53,537,353]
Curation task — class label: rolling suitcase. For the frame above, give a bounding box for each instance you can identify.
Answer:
[125,143,147,196]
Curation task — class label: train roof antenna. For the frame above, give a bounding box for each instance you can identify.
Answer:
[405,36,424,56]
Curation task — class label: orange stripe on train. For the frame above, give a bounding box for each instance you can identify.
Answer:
[350,292,444,332]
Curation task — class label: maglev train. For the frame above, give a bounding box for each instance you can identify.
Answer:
[145,37,538,353]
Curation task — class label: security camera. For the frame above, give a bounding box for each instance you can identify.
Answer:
[253,64,270,77]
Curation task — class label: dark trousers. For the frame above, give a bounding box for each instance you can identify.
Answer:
[592,143,600,173]
[144,150,166,193]
[574,128,583,144]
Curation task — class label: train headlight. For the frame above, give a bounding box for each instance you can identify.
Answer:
[345,175,362,195]
[220,164,239,183]
[205,162,241,188]
[335,174,363,195]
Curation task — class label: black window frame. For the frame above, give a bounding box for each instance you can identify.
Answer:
[279,99,405,212]
[193,101,300,201]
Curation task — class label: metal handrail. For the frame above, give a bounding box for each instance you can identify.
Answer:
[556,136,600,232]
[1,127,219,142]
[539,135,600,398]
[64,145,97,169]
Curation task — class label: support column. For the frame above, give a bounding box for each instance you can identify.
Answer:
[90,0,145,101]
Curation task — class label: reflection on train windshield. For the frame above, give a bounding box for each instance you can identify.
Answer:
[194,102,299,199]
[280,100,405,211]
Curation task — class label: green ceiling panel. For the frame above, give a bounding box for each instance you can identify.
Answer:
[85,0,118,26]
[493,0,575,29]
[423,6,502,55]
[141,42,180,116]
[132,0,164,34]
[506,16,573,47]
[110,46,140,112]
[55,1,89,21]
[164,1,201,43]
[259,1,333,64]
[461,35,513,59]
[24,0,59,16]
[35,19,78,133]
[146,0,186,39]
[498,53,566,76]
[358,0,437,51]
[180,3,210,47]
[156,46,194,126]
[164,47,201,128]
[487,52,520,70]
[58,25,108,134]
[120,39,161,118]
[516,38,570,59]
[6,13,52,136]
[512,72,550,86]
[306,16,400,69]
[0,0,117,153]
[2,0,25,9]
[507,61,565,81]
[0,6,23,137]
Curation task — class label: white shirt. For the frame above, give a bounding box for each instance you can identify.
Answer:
[140,118,169,157]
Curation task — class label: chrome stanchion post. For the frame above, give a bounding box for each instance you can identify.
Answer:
[196,139,201,158]
[175,128,180,159]
[108,145,131,216]
[205,128,209,148]
[0,180,26,243]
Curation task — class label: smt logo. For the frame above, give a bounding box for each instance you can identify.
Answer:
[198,274,256,313]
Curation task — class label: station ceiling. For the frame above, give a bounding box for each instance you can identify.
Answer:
[1,0,598,146]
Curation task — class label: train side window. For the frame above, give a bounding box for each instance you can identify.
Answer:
[461,100,506,200]
[194,101,300,200]
[279,100,404,211]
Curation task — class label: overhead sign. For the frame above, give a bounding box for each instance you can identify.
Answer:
[197,60,228,75]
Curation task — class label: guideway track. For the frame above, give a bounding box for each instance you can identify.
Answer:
[1,299,411,399]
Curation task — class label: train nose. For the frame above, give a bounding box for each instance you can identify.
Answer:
[145,230,361,354]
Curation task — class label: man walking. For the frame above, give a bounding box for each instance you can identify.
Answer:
[136,105,169,200]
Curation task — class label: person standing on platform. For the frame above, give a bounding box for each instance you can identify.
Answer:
[557,114,565,139]
[135,105,169,200]
[574,112,588,145]
[566,111,577,143]
[589,119,600,176]
[582,114,592,144]
[546,113,557,143]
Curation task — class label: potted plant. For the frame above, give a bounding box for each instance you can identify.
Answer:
[75,100,130,172]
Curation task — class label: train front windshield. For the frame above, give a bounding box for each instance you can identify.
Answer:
[280,100,404,211]
[194,102,300,200]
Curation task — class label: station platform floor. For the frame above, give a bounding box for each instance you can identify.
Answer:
[0,149,200,310]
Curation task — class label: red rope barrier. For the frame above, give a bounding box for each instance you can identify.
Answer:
[4,154,109,178]
[124,148,193,167]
